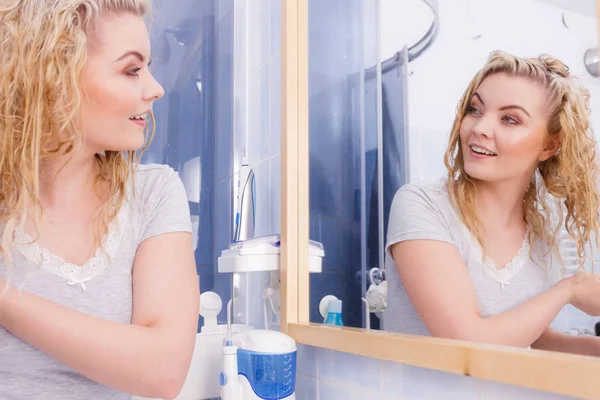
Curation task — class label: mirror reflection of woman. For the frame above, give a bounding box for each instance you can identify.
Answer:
[0,1,199,399]
[385,51,600,355]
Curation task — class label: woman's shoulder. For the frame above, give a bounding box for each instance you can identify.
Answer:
[393,179,450,208]
[386,179,457,252]
[133,163,178,186]
[129,164,192,240]
[389,179,461,235]
[129,163,183,200]
[134,163,176,178]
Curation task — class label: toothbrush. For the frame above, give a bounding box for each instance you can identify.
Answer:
[221,299,239,400]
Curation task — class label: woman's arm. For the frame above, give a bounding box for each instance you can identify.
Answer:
[392,240,580,348]
[532,328,600,356]
[0,231,199,400]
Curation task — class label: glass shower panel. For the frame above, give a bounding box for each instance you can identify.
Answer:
[145,0,235,328]
[363,49,409,330]
[307,0,409,329]
[306,0,378,328]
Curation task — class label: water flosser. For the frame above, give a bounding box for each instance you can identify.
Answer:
[233,151,255,243]
[221,300,239,400]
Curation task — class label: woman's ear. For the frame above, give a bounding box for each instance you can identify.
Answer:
[539,135,561,162]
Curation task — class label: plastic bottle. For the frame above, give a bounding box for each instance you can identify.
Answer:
[324,299,343,326]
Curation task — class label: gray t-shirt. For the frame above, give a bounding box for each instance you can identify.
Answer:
[0,164,192,400]
[382,181,562,335]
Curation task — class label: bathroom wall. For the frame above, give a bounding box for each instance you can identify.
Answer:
[227,0,282,330]
[146,0,235,327]
[294,344,579,400]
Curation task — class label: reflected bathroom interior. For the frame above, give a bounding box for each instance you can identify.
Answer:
[139,0,302,398]
[307,0,438,329]
[145,0,438,332]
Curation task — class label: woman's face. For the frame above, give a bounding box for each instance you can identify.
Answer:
[459,73,559,184]
[80,11,164,154]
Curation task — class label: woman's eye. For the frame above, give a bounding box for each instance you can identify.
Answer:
[127,67,142,77]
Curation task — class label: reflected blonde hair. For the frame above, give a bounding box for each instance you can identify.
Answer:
[0,0,153,288]
[444,51,600,269]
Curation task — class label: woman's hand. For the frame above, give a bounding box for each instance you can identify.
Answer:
[590,336,600,356]
[533,327,600,356]
[568,272,600,316]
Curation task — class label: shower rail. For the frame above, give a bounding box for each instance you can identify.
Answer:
[364,0,440,80]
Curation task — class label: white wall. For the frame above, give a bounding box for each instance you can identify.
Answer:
[231,0,282,330]
[295,344,579,400]
[383,0,599,184]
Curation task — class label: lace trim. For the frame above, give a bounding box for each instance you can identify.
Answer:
[468,227,531,290]
[14,203,128,291]
[445,191,531,290]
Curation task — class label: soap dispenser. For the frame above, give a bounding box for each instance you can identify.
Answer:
[324,299,343,326]
[318,295,344,326]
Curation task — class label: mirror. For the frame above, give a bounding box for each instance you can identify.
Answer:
[307,0,600,356]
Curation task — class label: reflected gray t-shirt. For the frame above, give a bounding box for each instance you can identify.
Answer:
[0,164,192,400]
[382,181,562,335]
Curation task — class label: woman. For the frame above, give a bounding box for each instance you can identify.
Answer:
[384,50,600,355]
[0,1,199,399]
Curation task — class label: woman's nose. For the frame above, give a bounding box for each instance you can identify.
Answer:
[472,117,494,139]
[144,75,165,101]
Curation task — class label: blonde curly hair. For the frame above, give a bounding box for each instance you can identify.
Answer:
[444,50,600,270]
[0,0,153,288]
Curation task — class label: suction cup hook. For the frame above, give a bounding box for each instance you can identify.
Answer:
[200,291,222,328]
[319,295,339,320]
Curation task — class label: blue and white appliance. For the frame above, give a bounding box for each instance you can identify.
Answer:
[221,302,297,400]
